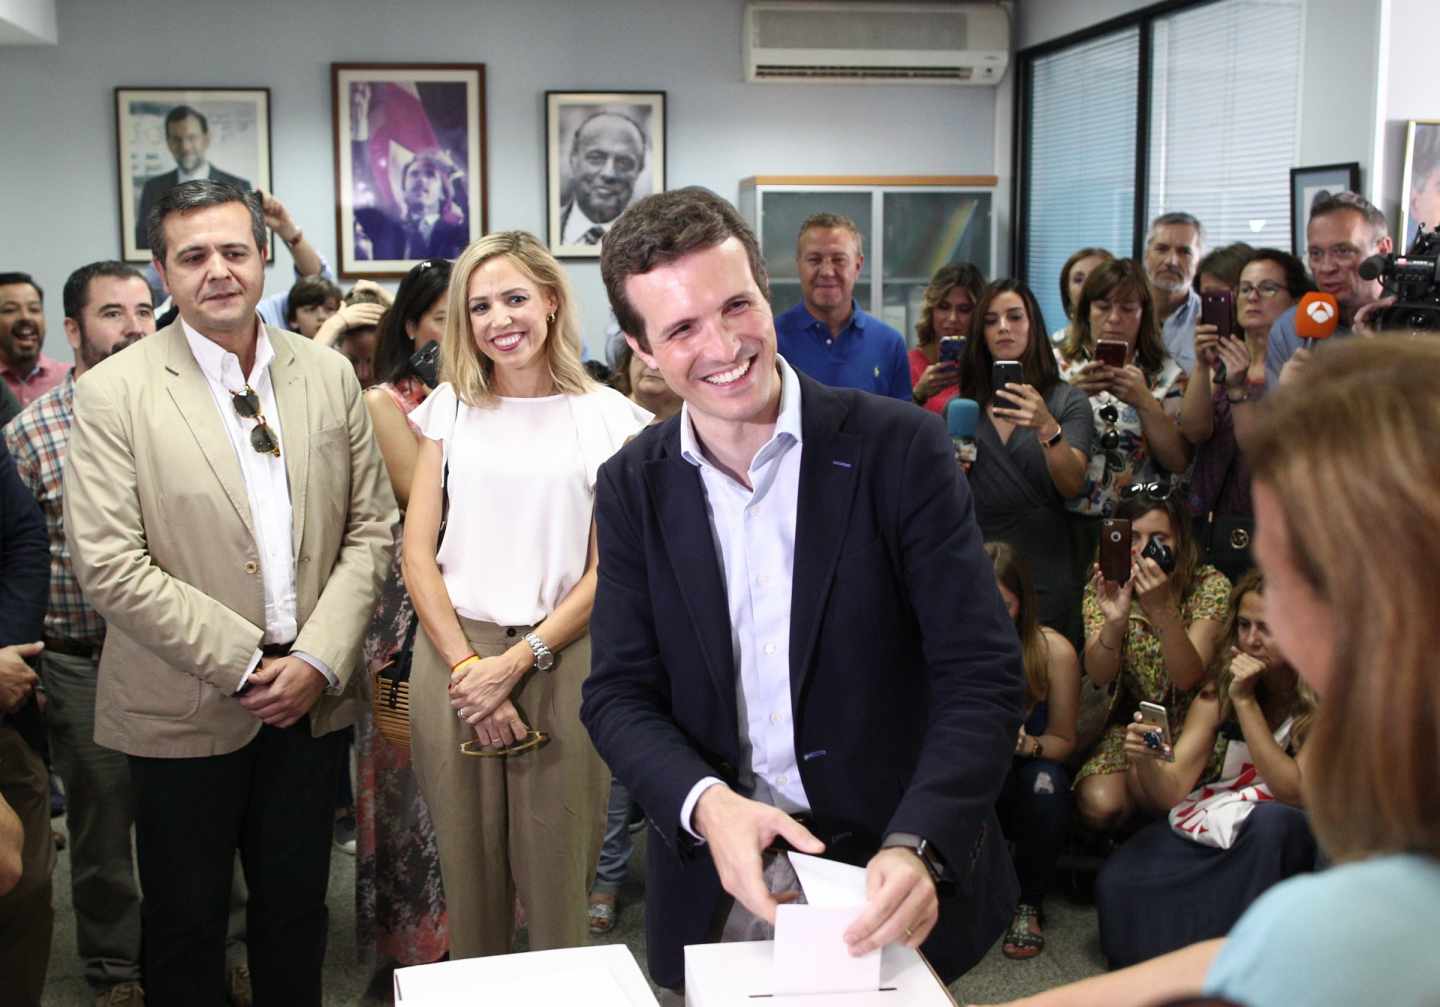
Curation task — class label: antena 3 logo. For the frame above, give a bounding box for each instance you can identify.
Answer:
[1306,299,1337,324]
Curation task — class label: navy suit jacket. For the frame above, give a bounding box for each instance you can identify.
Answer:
[0,439,48,746]
[582,371,1024,989]
[136,165,251,248]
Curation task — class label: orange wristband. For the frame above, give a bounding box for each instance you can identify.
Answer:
[450,654,480,674]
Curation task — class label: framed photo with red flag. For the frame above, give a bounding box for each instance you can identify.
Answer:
[332,63,487,278]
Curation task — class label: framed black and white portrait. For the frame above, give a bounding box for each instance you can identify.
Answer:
[546,91,666,258]
[1288,162,1360,257]
[333,63,488,278]
[115,87,272,263]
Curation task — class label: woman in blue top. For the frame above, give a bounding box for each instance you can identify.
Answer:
[985,336,1440,1006]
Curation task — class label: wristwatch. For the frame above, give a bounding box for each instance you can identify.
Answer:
[522,632,554,671]
[1040,424,1065,448]
[882,832,947,887]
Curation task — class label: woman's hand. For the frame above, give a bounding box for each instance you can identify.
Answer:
[992,383,1057,431]
[471,699,529,749]
[1123,714,1172,762]
[1193,322,1221,370]
[1093,566,1134,624]
[1227,649,1265,702]
[1069,361,1111,397]
[913,361,959,402]
[1108,364,1152,408]
[1133,555,1177,621]
[448,654,522,724]
[1213,335,1252,389]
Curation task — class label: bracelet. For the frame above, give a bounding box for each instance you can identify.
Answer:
[1040,424,1064,448]
[450,654,480,674]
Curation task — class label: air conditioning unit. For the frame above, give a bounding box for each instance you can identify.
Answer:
[743,1,1010,86]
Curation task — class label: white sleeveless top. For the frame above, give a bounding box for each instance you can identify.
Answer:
[411,382,651,626]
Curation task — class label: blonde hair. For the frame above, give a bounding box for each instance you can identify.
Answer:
[984,542,1050,706]
[1247,336,1440,861]
[440,231,595,405]
[1215,571,1319,747]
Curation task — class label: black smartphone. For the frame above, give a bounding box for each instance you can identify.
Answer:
[1141,537,1176,574]
[408,340,441,387]
[1100,518,1132,584]
[1201,290,1235,341]
[939,336,965,365]
[992,360,1025,390]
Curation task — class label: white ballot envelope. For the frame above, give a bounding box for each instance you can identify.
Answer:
[393,943,659,1006]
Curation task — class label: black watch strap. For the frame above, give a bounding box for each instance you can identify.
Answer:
[882,832,946,886]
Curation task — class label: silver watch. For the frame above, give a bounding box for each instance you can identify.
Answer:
[523,632,554,671]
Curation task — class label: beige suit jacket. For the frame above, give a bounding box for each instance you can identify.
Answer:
[63,321,397,758]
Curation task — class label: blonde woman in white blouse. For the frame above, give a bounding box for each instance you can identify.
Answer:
[402,231,650,958]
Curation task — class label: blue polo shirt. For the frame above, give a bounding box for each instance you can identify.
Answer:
[775,301,912,401]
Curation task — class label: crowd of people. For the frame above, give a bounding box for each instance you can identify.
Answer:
[0,175,1433,1007]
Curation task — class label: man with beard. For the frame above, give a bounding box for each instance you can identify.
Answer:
[560,112,647,246]
[0,273,68,408]
[354,150,468,261]
[4,261,154,1006]
[1143,212,1206,375]
[136,106,251,251]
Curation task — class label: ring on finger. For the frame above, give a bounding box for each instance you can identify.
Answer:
[905,923,916,939]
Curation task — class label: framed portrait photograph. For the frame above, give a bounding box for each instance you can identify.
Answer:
[115,87,272,263]
[546,91,666,258]
[332,63,487,278]
[1399,120,1440,253]
[1289,162,1360,256]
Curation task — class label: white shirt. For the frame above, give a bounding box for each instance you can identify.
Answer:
[678,357,809,838]
[560,200,607,245]
[176,160,212,184]
[411,382,651,626]
[180,319,334,689]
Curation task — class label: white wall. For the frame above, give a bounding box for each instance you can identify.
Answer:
[0,0,57,45]
[0,0,1001,365]
[1377,0,1440,240]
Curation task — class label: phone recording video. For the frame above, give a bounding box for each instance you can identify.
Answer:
[992,360,1025,390]
[939,336,965,365]
[1094,339,1127,369]
[1201,290,1235,341]
[1100,518,1132,585]
[1138,701,1175,762]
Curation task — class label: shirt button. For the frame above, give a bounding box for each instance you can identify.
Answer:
[506,627,517,637]
[243,561,258,575]
[770,712,782,724]
[777,774,789,786]
[763,642,776,655]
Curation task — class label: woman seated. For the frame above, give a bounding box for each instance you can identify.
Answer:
[959,280,1094,645]
[987,543,1080,961]
[989,335,1440,1007]
[1094,571,1318,967]
[1180,250,1312,583]
[909,262,985,414]
[1074,490,1230,833]
[1050,247,1113,347]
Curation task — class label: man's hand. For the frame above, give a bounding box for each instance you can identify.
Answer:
[844,847,939,955]
[237,655,327,728]
[261,193,300,244]
[0,642,42,714]
[692,787,825,926]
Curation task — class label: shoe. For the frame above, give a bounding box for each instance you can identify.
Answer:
[1001,903,1045,960]
[588,892,618,935]
[333,811,357,855]
[95,981,145,1006]
[227,964,252,1007]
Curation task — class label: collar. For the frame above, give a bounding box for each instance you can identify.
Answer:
[564,200,601,240]
[176,161,211,184]
[180,315,273,389]
[0,352,58,382]
[797,300,864,334]
[1166,287,1202,324]
[680,354,804,471]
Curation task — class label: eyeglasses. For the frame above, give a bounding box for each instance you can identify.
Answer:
[1236,281,1288,299]
[460,729,550,758]
[230,385,281,457]
[1119,480,1175,502]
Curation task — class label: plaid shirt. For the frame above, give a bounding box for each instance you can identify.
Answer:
[3,372,106,644]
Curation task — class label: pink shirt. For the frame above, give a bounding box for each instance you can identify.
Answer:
[2,352,69,407]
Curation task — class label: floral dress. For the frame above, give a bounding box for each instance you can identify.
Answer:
[1074,564,1232,784]
[355,377,449,966]
[1056,352,1187,518]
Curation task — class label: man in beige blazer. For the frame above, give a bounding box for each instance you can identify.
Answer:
[64,180,396,1007]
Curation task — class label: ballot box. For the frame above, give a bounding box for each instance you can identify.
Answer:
[685,939,959,1007]
[393,943,660,1006]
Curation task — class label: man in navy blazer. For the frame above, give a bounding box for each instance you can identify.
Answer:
[583,187,1024,992]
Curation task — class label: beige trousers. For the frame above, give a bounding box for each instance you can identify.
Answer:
[410,617,607,960]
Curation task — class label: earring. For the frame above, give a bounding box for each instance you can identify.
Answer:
[547,312,556,325]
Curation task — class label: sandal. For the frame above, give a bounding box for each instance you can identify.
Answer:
[1001,903,1044,960]
[588,893,618,935]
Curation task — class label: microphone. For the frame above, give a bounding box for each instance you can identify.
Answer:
[1296,291,1340,341]
[1358,253,1390,282]
[947,397,980,466]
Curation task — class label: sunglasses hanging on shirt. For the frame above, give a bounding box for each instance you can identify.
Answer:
[230,385,281,458]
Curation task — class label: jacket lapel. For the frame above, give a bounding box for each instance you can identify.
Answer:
[161,325,255,538]
[267,328,310,554]
[644,436,738,712]
[788,376,861,705]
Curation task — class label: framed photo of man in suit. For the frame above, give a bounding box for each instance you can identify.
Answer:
[332,63,488,278]
[546,91,666,259]
[115,87,272,262]
[1400,120,1440,254]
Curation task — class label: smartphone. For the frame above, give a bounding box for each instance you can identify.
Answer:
[1201,290,1235,341]
[939,336,965,365]
[1137,701,1175,761]
[1099,518,1132,585]
[1094,339,1128,369]
[992,360,1025,390]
